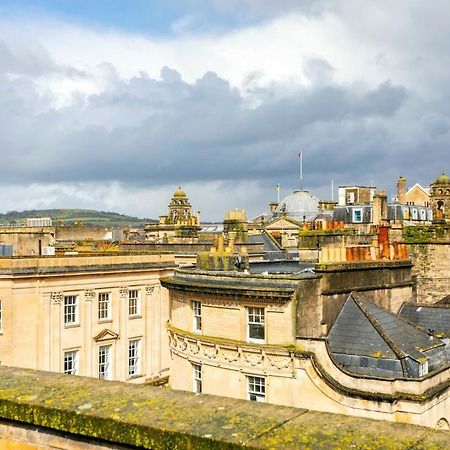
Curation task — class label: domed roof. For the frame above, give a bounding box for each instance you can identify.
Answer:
[173,186,187,198]
[274,190,320,221]
[433,172,450,185]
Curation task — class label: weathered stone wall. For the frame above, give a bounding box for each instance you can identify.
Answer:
[0,226,54,255]
[315,261,413,334]
[55,225,114,242]
[295,277,322,337]
[408,243,450,303]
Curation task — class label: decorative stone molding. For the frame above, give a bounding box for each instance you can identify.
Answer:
[84,290,95,302]
[145,285,157,295]
[93,329,119,342]
[50,292,63,304]
[168,328,293,376]
[202,298,239,309]
[188,342,201,355]
[222,349,239,363]
[244,352,264,367]
[266,354,292,370]
[119,287,128,298]
[203,345,218,360]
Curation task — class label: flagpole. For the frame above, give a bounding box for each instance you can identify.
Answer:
[297,151,304,190]
[276,183,280,203]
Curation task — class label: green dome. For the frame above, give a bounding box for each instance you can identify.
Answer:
[433,172,450,185]
[173,186,187,198]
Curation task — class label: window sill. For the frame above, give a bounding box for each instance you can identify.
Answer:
[98,319,113,324]
[64,323,80,329]
[127,373,144,381]
[129,315,142,320]
[247,339,265,344]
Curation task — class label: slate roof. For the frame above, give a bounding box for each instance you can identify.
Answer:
[398,303,450,339]
[328,294,444,366]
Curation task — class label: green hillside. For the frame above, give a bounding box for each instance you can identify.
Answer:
[0,209,157,227]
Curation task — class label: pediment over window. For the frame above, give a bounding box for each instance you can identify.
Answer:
[93,329,119,342]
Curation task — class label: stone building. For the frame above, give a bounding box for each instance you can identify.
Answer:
[0,253,174,383]
[160,246,450,428]
[397,176,430,206]
[338,185,376,206]
[144,187,201,243]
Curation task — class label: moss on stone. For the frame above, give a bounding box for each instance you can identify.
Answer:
[0,366,448,449]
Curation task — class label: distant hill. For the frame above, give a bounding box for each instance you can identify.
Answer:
[0,209,157,227]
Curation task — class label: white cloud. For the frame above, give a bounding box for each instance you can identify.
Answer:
[1,2,450,220]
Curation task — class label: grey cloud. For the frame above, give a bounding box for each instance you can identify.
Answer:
[0,31,447,206]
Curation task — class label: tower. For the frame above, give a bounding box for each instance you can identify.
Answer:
[430,172,450,222]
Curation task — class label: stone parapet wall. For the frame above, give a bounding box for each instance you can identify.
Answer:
[3,366,448,449]
[0,253,175,273]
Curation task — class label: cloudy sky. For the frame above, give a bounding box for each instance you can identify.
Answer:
[0,1,449,220]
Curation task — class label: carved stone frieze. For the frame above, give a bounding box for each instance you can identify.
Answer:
[266,355,291,370]
[203,345,218,360]
[119,287,128,298]
[188,342,201,355]
[222,349,239,363]
[244,352,264,367]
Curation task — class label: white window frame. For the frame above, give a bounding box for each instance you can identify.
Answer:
[192,300,202,333]
[352,208,363,223]
[128,289,141,317]
[98,292,112,321]
[247,307,265,343]
[419,360,429,377]
[192,363,202,393]
[63,350,79,375]
[128,338,141,377]
[420,209,427,221]
[98,344,112,380]
[64,295,79,326]
[247,376,265,402]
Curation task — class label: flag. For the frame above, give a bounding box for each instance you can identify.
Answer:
[298,151,302,157]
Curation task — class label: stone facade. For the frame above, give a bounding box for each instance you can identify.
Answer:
[158,263,450,428]
[0,254,174,382]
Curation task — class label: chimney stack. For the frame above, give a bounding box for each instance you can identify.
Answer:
[397,176,407,204]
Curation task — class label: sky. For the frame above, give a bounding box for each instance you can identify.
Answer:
[1,1,450,220]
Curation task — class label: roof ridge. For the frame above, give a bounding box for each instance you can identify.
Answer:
[392,305,449,342]
[350,293,408,360]
[401,302,450,310]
